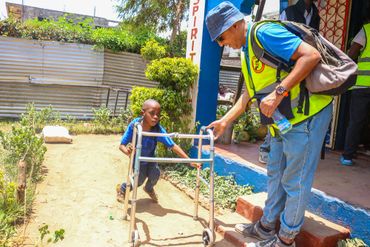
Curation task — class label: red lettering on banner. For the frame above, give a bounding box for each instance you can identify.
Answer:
[190,52,196,61]
[188,0,200,62]
[192,5,199,16]
[191,28,198,39]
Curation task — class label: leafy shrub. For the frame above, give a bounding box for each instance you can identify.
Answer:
[91,23,158,53]
[0,121,17,133]
[129,87,165,115]
[145,57,198,92]
[130,87,191,125]
[167,31,187,57]
[20,103,61,133]
[0,126,46,182]
[0,170,17,210]
[64,115,77,124]
[115,108,133,126]
[1,103,52,181]
[66,119,128,135]
[0,16,22,37]
[0,170,22,246]
[0,104,130,136]
[0,105,53,245]
[0,211,17,247]
[21,16,94,44]
[233,109,262,143]
[92,106,111,129]
[140,39,167,61]
[83,106,130,134]
[131,57,198,156]
[92,27,133,52]
[217,105,232,120]
[0,16,161,54]
[115,22,161,52]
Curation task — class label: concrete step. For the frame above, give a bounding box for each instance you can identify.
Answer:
[215,211,258,247]
[236,192,350,247]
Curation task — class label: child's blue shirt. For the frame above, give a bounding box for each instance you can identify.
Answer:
[120,117,175,157]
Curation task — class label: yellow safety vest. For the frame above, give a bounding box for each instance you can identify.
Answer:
[354,23,370,88]
[240,22,332,134]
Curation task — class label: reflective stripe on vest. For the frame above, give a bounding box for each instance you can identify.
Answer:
[354,23,370,88]
[240,22,332,129]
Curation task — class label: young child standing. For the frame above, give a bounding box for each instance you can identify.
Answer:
[117,99,196,203]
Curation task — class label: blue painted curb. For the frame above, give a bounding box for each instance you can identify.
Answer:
[190,147,370,245]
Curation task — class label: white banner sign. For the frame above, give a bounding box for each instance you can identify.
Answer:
[186,0,206,67]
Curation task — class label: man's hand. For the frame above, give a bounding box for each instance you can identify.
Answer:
[206,119,228,139]
[260,91,284,118]
[258,41,322,119]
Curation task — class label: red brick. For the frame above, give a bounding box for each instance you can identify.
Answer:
[236,193,350,247]
[236,196,263,222]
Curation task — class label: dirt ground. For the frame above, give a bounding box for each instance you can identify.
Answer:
[21,135,232,247]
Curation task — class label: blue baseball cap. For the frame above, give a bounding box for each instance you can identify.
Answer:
[205,1,245,41]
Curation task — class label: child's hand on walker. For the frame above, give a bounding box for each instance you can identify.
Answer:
[126,143,134,155]
[190,163,202,169]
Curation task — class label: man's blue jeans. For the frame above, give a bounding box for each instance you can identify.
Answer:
[261,104,333,240]
[260,131,271,152]
[121,162,160,193]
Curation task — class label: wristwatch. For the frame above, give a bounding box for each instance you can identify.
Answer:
[275,85,289,97]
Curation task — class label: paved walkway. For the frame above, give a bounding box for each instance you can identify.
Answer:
[215,141,370,209]
[22,135,231,247]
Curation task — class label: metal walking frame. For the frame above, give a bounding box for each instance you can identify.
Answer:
[122,123,216,247]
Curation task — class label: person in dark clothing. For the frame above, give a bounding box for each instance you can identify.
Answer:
[340,8,370,166]
[280,0,320,30]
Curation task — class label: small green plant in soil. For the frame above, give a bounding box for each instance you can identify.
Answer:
[37,224,65,246]
[161,165,253,210]
[92,106,112,129]
[337,238,368,247]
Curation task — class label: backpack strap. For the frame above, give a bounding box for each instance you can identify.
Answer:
[251,21,312,116]
[250,21,292,74]
[297,81,310,115]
